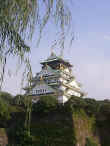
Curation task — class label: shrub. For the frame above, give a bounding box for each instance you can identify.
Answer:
[0,97,10,121]
[85,137,98,146]
[32,95,58,114]
[0,92,13,104]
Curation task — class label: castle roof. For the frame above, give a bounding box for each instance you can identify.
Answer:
[40,52,73,67]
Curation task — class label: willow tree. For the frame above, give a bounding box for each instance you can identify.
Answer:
[0,0,73,135]
[0,0,73,88]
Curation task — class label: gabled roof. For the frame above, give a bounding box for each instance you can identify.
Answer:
[41,52,61,63]
[40,52,73,67]
[46,52,59,61]
[46,65,59,74]
[37,65,59,77]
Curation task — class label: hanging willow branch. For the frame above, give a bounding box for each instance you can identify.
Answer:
[0,0,74,135]
[0,0,73,90]
[0,56,6,90]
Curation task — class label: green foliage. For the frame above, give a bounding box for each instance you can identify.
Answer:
[15,128,35,146]
[65,96,86,114]
[96,100,110,146]
[8,121,33,146]
[0,92,12,126]
[85,137,98,146]
[13,94,27,106]
[0,97,10,121]
[0,0,73,89]
[99,101,110,117]
[32,95,58,114]
[0,95,110,146]
[67,96,100,116]
[0,0,72,53]
[0,91,13,104]
[7,95,76,146]
[31,112,76,146]
[84,98,100,116]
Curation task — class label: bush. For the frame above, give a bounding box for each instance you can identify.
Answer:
[13,95,26,106]
[0,92,13,104]
[85,137,98,146]
[0,97,10,121]
[68,96,86,108]
[84,98,100,116]
[32,95,58,114]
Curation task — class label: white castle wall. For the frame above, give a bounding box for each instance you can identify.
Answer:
[30,83,55,95]
[58,95,68,104]
[67,89,81,97]
[69,80,80,89]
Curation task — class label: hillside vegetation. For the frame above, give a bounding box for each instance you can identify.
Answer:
[0,92,110,146]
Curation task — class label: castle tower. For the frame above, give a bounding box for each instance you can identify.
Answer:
[24,53,84,104]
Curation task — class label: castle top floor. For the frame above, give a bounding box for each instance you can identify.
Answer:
[40,52,73,70]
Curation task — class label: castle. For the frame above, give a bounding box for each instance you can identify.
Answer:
[24,53,84,104]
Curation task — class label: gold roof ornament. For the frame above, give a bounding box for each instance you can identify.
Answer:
[40,75,43,81]
[60,64,64,70]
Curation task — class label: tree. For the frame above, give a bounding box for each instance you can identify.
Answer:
[85,137,98,146]
[0,0,73,89]
[0,0,73,137]
[0,91,13,104]
[0,97,10,121]
[24,95,32,136]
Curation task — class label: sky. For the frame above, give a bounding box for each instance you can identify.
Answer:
[2,0,110,100]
